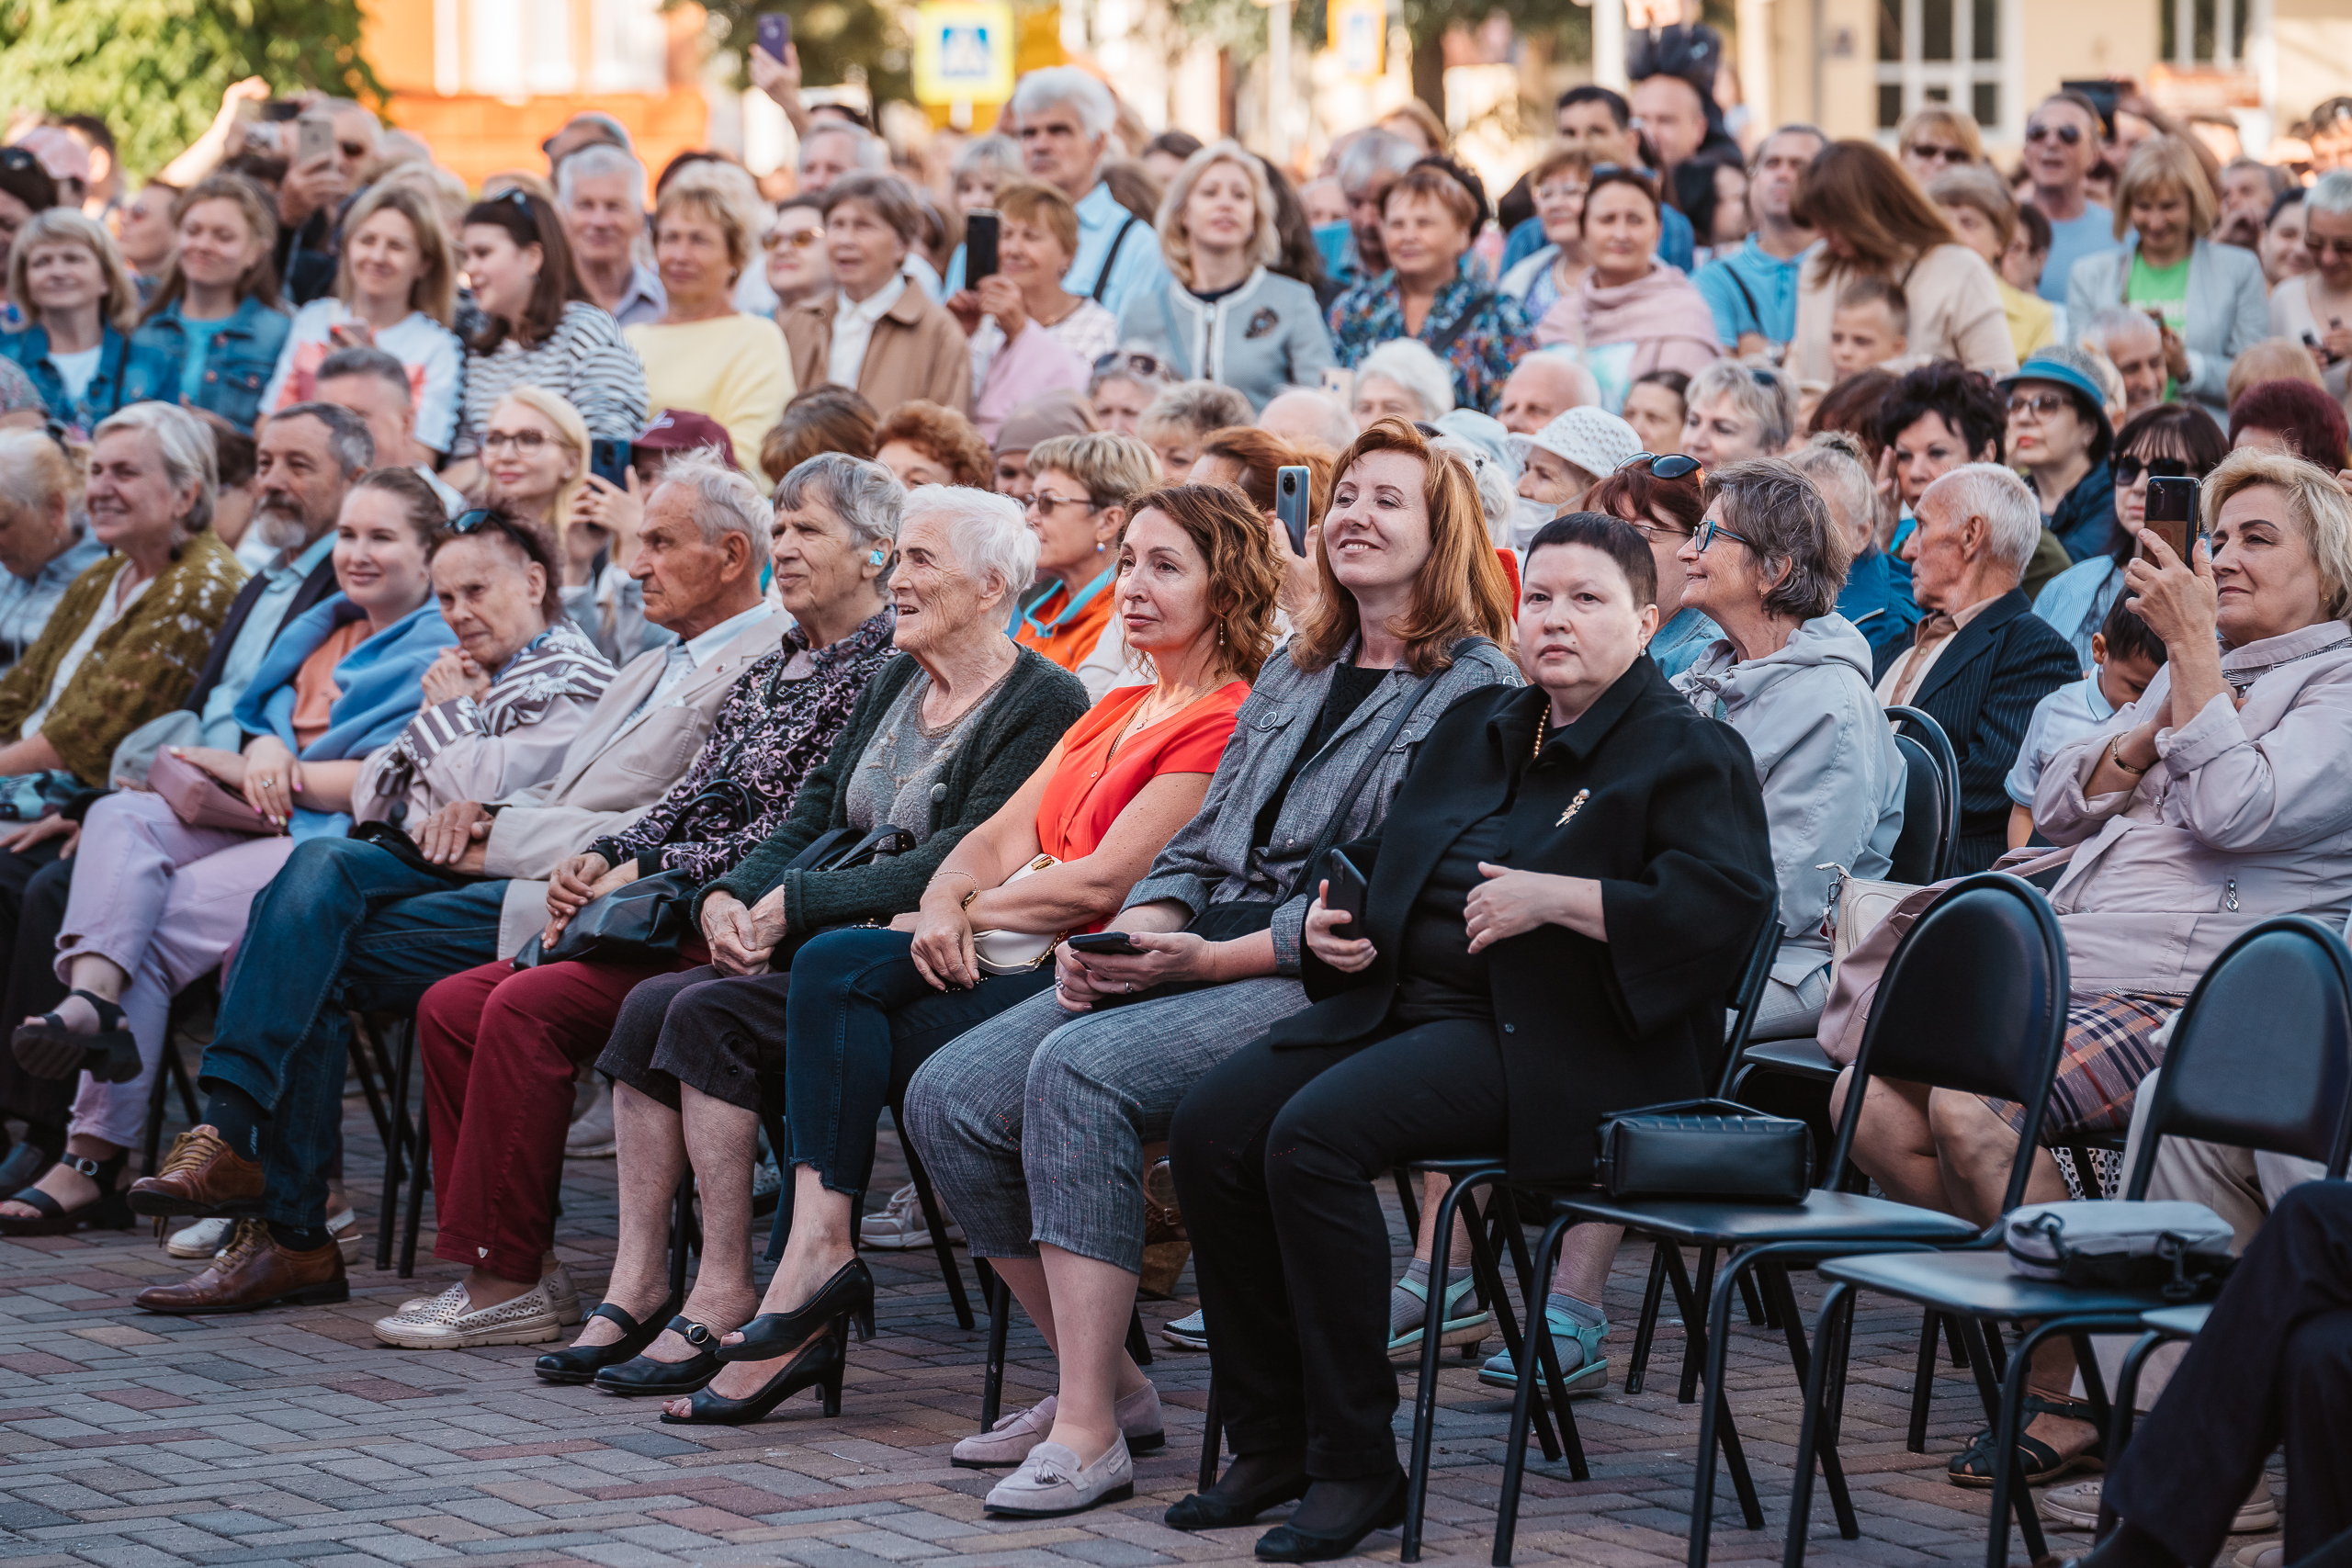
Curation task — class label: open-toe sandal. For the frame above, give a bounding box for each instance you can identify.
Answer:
[0,1153,130,1236]
[11,991,139,1083]
[1947,1394,2105,1489]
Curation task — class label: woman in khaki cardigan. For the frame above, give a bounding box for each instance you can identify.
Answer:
[1787,140,2018,387]
[783,174,972,417]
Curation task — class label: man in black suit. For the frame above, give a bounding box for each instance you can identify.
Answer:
[1872,463,2078,874]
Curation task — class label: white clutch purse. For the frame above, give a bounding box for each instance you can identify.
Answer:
[970,854,1067,975]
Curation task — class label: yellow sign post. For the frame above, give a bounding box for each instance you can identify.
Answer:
[1328,0,1385,78]
[913,0,1019,107]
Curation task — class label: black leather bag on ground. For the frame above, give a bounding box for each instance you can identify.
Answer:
[1594,1098,1815,1203]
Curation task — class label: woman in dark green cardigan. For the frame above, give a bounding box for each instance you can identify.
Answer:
[563,486,1089,1398]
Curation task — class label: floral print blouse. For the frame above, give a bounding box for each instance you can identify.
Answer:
[1325,264,1535,415]
[587,607,899,885]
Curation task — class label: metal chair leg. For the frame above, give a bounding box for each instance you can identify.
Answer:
[1758,1262,1854,1540]
[666,1168,695,1303]
[1660,1245,1706,1405]
[1492,1212,1576,1567]
[1979,1319,2056,1568]
[978,1270,1012,1431]
[1392,1167,1422,1239]
[900,1131,975,1331]
[1740,1269,1770,1328]
[399,1099,427,1277]
[375,1013,419,1274]
[1907,1307,1941,1452]
[1685,1250,1767,1568]
[1626,1239,1672,1395]
[1125,1303,1153,1369]
[2111,1329,2169,1463]
[1782,1281,1860,1568]
[1403,1169,1497,1562]
[1679,1243,1720,1404]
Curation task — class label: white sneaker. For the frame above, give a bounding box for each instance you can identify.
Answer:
[565,1080,616,1158]
[371,1269,581,1349]
[167,1214,232,1258]
[1160,1308,1207,1350]
[984,1438,1134,1517]
[859,1181,962,1249]
[2043,1476,2278,1535]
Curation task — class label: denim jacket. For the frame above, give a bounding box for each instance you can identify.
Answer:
[123,296,293,434]
[0,323,132,435]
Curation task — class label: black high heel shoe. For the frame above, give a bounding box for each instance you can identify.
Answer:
[592,1316,726,1396]
[1252,1470,1407,1562]
[536,1294,681,1385]
[714,1258,875,1361]
[662,1314,849,1426]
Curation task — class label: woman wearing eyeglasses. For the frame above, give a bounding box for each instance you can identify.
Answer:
[1586,452,1721,678]
[1787,141,2016,387]
[2002,348,2117,565]
[476,386,656,665]
[120,176,292,437]
[763,196,831,321]
[1895,106,1984,186]
[2269,170,2352,407]
[448,189,649,493]
[1010,433,1159,693]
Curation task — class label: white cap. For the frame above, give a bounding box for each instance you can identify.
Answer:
[1510,407,1643,480]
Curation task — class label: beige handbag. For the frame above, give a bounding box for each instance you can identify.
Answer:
[1821,862,1924,966]
[970,854,1066,975]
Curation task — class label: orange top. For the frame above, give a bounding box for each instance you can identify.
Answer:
[289,619,371,750]
[1035,681,1249,868]
[1014,572,1119,674]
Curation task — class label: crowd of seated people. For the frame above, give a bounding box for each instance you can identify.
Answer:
[0,49,2349,1568]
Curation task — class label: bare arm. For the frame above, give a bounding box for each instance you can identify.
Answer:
[0,731,67,777]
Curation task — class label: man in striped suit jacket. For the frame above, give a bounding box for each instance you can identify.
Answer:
[1873,463,2079,874]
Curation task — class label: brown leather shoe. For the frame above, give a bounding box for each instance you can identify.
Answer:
[127,1125,264,1220]
[135,1220,347,1314]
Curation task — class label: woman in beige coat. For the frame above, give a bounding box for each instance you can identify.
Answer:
[782,174,971,417]
[1788,141,2017,386]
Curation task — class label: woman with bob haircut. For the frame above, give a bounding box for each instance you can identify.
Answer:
[903,417,1519,1521]
[1896,105,1984,185]
[625,180,795,478]
[2064,136,2266,417]
[872,398,994,491]
[783,173,972,417]
[0,209,141,434]
[1788,140,2016,386]
[1160,508,1772,1560]
[1117,141,1336,414]
[760,385,879,483]
[946,181,1119,441]
[1532,166,1719,413]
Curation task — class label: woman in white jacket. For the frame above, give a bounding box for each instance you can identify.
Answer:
[1115,140,1334,413]
[1670,456,1907,1039]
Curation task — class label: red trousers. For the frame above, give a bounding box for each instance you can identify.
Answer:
[420,952,695,1281]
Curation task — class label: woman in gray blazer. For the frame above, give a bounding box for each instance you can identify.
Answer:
[2063,136,2267,416]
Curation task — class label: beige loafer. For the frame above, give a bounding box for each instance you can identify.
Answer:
[985,1438,1133,1518]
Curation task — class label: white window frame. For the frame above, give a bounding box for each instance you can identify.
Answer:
[1874,0,2021,145]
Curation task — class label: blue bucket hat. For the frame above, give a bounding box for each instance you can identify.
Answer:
[1999,349,2115,459]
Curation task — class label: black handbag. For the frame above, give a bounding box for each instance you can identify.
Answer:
[1593,1098,1815,1203]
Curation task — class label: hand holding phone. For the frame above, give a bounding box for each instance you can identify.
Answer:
[966,210,1000,284]
[1067,931,1143,956]
[2140,475,2199,563]
[1321,851,1368,935]
[1275,464,1312,557]
[755,11,790,60]
[295,114,336,167]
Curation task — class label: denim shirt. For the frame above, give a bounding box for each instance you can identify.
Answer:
[123,296,294,434]
[0,323,131,436]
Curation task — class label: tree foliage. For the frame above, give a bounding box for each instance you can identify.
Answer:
[0,0,382,182]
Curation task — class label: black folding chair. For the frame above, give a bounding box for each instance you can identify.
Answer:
[1793,913,2352,1568]
[141,980,213,1177]
[357,991,433,1276]
[1516,874,2069,1568]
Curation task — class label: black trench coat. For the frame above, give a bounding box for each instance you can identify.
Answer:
[1270,658,1776,1185]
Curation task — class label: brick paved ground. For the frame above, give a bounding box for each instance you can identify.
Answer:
[0,1090,2213,1568]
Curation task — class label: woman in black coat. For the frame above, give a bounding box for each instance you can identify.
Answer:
[1163,512,1776,1562]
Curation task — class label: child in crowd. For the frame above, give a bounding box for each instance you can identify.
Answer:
[1829,276,1910,382]
[2006,597,2167,848]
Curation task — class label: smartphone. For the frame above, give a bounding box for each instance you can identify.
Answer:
[259,99,305,123]
[1067,931,1143,956]
[296,115,336,165]
[1322,851,1368,936]
[2142,475,2200,561]
[1275,464,1311,557]
[1318,367,1354,408]
[755,11,790,58]
[965,209,1000,284]
[589,437,634,491]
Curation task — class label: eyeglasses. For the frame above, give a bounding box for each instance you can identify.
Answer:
[1023,489,1098,514]
[1694,517,1751,553]
[482,428,552,453]
[1622,517,1692,543]
[2114,453,2190,485]
[1906,143,1972,164]
[2007,391,2072,420]
[496,187,536,215]
[2025,122,2085,146]
[1534,181,1588,205]
[452,508,499,533]
[1630,452,1702,479]
[763,226,822,251]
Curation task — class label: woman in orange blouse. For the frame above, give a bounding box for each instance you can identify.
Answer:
[1013,432,1162,694]
[660,480,1283,1425]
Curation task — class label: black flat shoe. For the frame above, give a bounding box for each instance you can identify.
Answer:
[536,1295,680,1385]
[0,1153,130,1237]
[591,1316,724,1396]
[1165,1467,1311,1530]
[12,991,139,1082]
[0,1139,51,1195]
[662,1314,849,1426]
[715,1258,875,1362]
[1253,1471,1407,1562]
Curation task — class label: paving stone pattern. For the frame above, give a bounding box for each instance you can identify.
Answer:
[0,1097,2088,1567]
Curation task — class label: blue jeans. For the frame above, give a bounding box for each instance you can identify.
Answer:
[200,835,506,1229]
[780,927,1055,1197]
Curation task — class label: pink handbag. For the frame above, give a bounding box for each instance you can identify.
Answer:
[148,749,281,836]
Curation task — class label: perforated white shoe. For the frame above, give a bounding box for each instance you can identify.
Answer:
[371,1269,580,1349]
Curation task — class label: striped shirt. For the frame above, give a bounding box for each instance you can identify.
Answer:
[454,300,648,457]
[371,618,614,805]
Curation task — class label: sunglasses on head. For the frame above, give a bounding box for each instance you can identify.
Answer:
[1629,452,1702,480]
[2114,454,2190,485]
[1092,349,1169,380]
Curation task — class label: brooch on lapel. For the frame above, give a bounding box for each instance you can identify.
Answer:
[1555,788,1590,828]
[1245,307,1279,339]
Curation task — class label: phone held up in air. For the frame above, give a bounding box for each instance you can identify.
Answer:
[589,437,634,492]
[2141,475,2200,563]
[295,114,336,166]
[1275,464,1312,557]
[1322,850,1369,937]
[1067,931,1143,957]
[755,11,790,59]
[965,209,1000,284]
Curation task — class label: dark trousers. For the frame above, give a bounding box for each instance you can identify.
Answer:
[0,843,72,1134]
[201,836,507,1229]
[2106,1180,2352,1565]
[1167,1015,1509,1480]
[419,952,695,1281]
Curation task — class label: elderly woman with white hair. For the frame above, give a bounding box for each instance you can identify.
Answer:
[1115,140,1336,413]
[1842,446,2352,1491]
[1351,337,1454,427]
[566,482,1090,1398]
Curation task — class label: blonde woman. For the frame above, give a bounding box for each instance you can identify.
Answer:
[944,180,1120,443]
[623,180,794,476]
[1116,140,1335,412]
[1895,105,1984,186]
[473,386,649,660]
[261,182,466,455]
[0,209,141,434]
[125,175,291,434]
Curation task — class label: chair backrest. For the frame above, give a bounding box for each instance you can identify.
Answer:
[1884,732,1947,885]
[1885,705,1962,881]
[1835,872,2070,1209]
[1711,897,1783,1096]
[2123,915,2352,1197]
